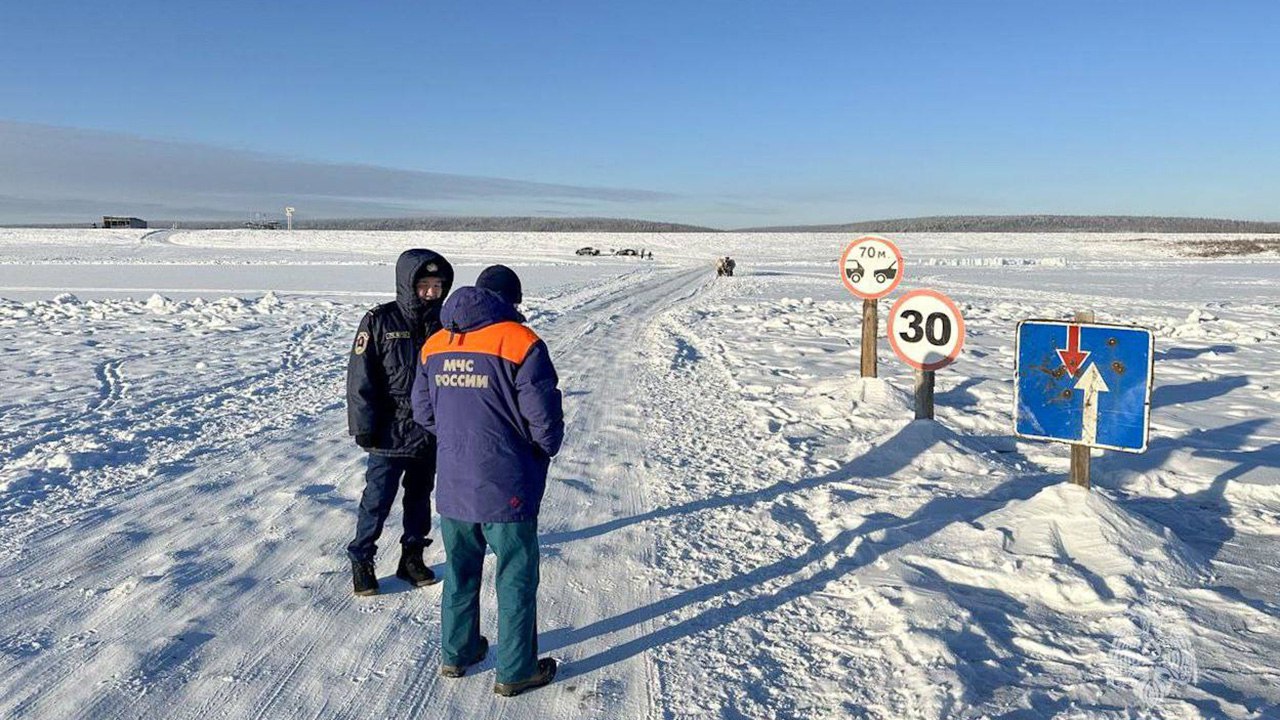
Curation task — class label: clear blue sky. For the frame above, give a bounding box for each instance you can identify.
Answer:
[3,1,1278,226]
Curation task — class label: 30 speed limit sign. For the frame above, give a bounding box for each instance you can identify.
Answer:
[887,289,966,371]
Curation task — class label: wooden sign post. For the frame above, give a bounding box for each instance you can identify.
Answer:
[887,289,967,420]
[840,236,905,379]
[861,299,878,378]
[914,369,935,420]
[1069,310,1095,489]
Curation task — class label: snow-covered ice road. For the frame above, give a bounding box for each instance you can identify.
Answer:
[0,265,710,719]
[2,229,1279,719]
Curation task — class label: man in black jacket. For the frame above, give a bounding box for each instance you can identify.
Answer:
[346,248,454,596]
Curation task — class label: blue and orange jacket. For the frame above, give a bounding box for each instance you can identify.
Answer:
[411,287,564,523]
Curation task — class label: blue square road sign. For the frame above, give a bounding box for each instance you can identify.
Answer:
[1014,320,1154,453]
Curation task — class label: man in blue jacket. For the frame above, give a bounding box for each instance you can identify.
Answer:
[346,248,453,596]
[411,265,564,696]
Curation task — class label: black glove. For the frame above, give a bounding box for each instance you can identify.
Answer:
[354,433,375,449]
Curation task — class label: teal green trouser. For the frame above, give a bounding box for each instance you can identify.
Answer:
[439,517,540,683]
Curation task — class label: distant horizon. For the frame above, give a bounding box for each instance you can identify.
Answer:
[5,118,1280,228]
[7,212,1280,234]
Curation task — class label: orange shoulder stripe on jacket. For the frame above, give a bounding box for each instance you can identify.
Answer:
[420,321,540,365]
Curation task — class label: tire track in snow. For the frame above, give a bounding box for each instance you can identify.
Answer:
[417,265,708,719]
[0,303,349,556]
[88,357,130,413]
[0,416,363,720]
[2,266,712,720]
[618,277,957,718]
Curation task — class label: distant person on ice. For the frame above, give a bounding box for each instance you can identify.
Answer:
[345,248,454,596]
[716,255,736,277]
[411,264,564,696]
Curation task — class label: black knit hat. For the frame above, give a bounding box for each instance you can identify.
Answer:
[476,264,523,306]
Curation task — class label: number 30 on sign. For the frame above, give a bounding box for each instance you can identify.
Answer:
[888,289,966,371]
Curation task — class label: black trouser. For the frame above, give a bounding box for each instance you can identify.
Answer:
[347,454,435,561]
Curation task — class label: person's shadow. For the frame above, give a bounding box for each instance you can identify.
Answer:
[542,420,1015,548]
[540,420,1055,680]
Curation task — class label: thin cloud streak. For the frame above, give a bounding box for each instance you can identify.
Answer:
[0,121,676,222]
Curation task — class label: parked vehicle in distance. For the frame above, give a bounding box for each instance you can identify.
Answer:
[614,248,639,256]
[576,246,602,256]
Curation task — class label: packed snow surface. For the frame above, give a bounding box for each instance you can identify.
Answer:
[1,229,1277,719]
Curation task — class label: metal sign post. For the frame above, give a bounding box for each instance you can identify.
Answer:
[840,236,905,379]
[887,289,967,420]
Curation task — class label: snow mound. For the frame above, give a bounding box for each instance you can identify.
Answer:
[914,484,1209,616]
[0,294,288,335]
[998,485,1207,585]
[847,377,911,410]
[145,293,174,313]
[918,256,1068,267]
[253,291,283,313]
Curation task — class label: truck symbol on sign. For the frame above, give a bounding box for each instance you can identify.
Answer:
[874,262,898,284]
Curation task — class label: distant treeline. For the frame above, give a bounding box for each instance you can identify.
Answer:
[741,215,1280,233]
[160,216,717,233]
[11,214,1280,234]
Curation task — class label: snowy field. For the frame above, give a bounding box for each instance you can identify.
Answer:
[1,228,1278,719]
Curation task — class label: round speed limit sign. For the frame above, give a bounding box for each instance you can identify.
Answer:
[887,289,966,371]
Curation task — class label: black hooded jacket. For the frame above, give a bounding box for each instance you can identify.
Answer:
[346,249,455,457]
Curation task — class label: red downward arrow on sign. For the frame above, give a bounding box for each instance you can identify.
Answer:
[1057,324,1091,377]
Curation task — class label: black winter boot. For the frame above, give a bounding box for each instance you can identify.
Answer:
[352,559,378,596]
[395,545,439,587]
[494,658,558,697]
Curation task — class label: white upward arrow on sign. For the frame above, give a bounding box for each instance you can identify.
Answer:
[1074,362,1111,445]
